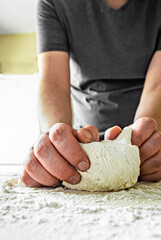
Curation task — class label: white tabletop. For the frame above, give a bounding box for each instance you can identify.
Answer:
[0,165,161,240]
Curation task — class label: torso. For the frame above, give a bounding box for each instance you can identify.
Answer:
[38,0,161,138]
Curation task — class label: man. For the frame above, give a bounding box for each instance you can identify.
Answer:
[21,0,161,187]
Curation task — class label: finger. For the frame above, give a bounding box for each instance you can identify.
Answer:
[140,150,161,176]
[139,170,161,182]
[104,126,122,140]
[49,123,90,172]
[24,147,61,187]
[139,131,161,163]
[34,131,81,185]
[131,117,157,147]
[76,125,99,143]
[20,169,42,187]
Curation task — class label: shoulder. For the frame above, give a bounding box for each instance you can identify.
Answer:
[37,0,55,11]
[143,0,161,20]
[149,0,161,8]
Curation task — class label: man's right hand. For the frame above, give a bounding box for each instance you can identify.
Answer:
[20,123,99,187]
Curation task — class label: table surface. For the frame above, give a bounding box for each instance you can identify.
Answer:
[0,165,161,240]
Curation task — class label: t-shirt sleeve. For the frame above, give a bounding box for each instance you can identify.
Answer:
[155,25,161,51]
[36,0,69,54]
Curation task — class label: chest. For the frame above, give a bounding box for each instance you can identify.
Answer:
[63,0,159,78]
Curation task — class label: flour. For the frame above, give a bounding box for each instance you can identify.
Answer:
[63,127,140,191]
[1,174,161,240]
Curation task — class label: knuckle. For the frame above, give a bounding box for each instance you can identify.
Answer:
[54,122,67,128]
[20,174,30,186]
[25,158,37,173]
[34,133,49,158]
[135,134,143,145]
[153,159,161,170]
[85,125,99,140]
[114,125,121,129]
[87,125,97,131]
[155,131,161,144]
[148,117,157,126]
[30,145,34,151]
[50,123,67,141]
[137,117,157,128]
[143,117,151,122]
[140,149,147,160]
[23,146,35,167]
[145,117,157,128]
[23,158,27,167]
[40,131,49,139]
[137,117,147,124]
[35,142,48,158]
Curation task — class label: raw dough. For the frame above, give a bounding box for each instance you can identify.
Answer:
[63,127,140,192]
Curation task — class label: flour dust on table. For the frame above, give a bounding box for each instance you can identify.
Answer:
[0,175,161,240]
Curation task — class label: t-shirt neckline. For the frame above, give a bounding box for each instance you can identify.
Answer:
[101,0,133,12]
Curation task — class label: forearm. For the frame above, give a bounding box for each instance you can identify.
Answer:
[37,79,72,132]
[134,51,161,131]
[134,87,161,131]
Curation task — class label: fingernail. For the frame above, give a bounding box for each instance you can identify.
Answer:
[105,132,110,139]
[81,129,92,140]
[68,175,80,184]
[77,161,89,171]
[105,128,112,139]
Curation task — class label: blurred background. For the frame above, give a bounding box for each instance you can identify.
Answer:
[0,0,40,170]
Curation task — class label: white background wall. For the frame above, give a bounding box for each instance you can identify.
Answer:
[0,1,40,165]
[0,0,38,34]
[0,74,40,164]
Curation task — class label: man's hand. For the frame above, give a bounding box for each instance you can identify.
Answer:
[20,123,99,187]
[104,117,161,182]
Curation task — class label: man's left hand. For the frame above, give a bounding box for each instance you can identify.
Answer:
[104,117,161,182]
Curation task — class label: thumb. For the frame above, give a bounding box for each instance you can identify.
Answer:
[76,125,99,143]
[104,126,122,140]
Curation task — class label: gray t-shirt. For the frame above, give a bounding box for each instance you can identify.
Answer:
[36,0,161,140]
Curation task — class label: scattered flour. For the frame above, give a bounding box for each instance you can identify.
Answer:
[0,174,161,240]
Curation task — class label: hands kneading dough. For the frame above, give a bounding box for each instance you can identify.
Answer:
[63,127,140,192]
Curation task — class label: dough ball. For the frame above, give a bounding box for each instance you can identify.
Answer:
[63,127,140,192]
